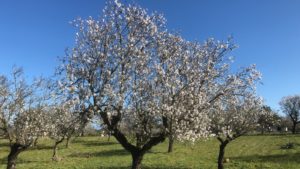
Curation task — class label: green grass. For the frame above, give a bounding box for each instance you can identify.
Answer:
[0,135,299,169]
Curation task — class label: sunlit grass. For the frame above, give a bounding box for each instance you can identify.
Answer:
[0,135,299,169]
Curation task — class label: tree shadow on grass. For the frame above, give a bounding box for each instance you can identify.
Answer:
[82,141,118,147]
[0,157,48,165]
[138,167,189,169]
[0,142,9,147]
[69,149,129,158]
[0,157,7,165]
[35,144,53,150]
[73,139,118,146]
[69,149,168,159]
[148,150,168,155]
[230,152,300,164]
[97,167,190,169]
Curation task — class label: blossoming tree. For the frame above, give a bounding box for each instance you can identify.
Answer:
[47,102,81,161]
[257,105,280,134]
[0,68,49,169]
[210,92,263,169]
[58,1,263,168]
[156,36,262,153]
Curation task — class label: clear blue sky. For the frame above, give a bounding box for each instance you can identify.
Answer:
[1,0,300,112]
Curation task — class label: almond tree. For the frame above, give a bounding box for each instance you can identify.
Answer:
[208,64,262,169]
[57,1,170,168]
[58,1,262,168]
[258,105,280,134]
[210,92,263,169]
[0,68,49,169]
[44,79,82,160]
[57,1,200,167]
[279,95,300,134]
[47,104,80,161]
[156,35,262,152]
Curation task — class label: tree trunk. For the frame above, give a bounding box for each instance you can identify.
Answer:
[107,132,111,142]
[292,122,297,134]
[80,130,85,137]
[52,138,64,160]
[167,116,174,153]
[168,135,174,153]
[218,142,228,169]
[261,126,265,135]
[7,144,25,169]
[8,139,13,146]
[52,143,58,159]
[99,112,166,169]
[131,151,144,169]
[66,137,71,148]
[33,137,39,147]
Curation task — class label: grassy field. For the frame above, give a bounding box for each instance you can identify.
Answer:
[0,135,299,169]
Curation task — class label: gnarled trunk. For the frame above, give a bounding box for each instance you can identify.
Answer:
[7,143,26,169]
[168,135,174,153]
[107,132,111,142]
[292,122,297,134]
[167,116,174,153]
[52,143,58,159]
[261,126,265,135]
[217,141,228,169]
[131,151,145,169]
[112,129,165,169]
[33,137,39,147]
[80,130,85,137]
[52,138,65,160]
[99,112,167,169]
[66,136,71,148]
